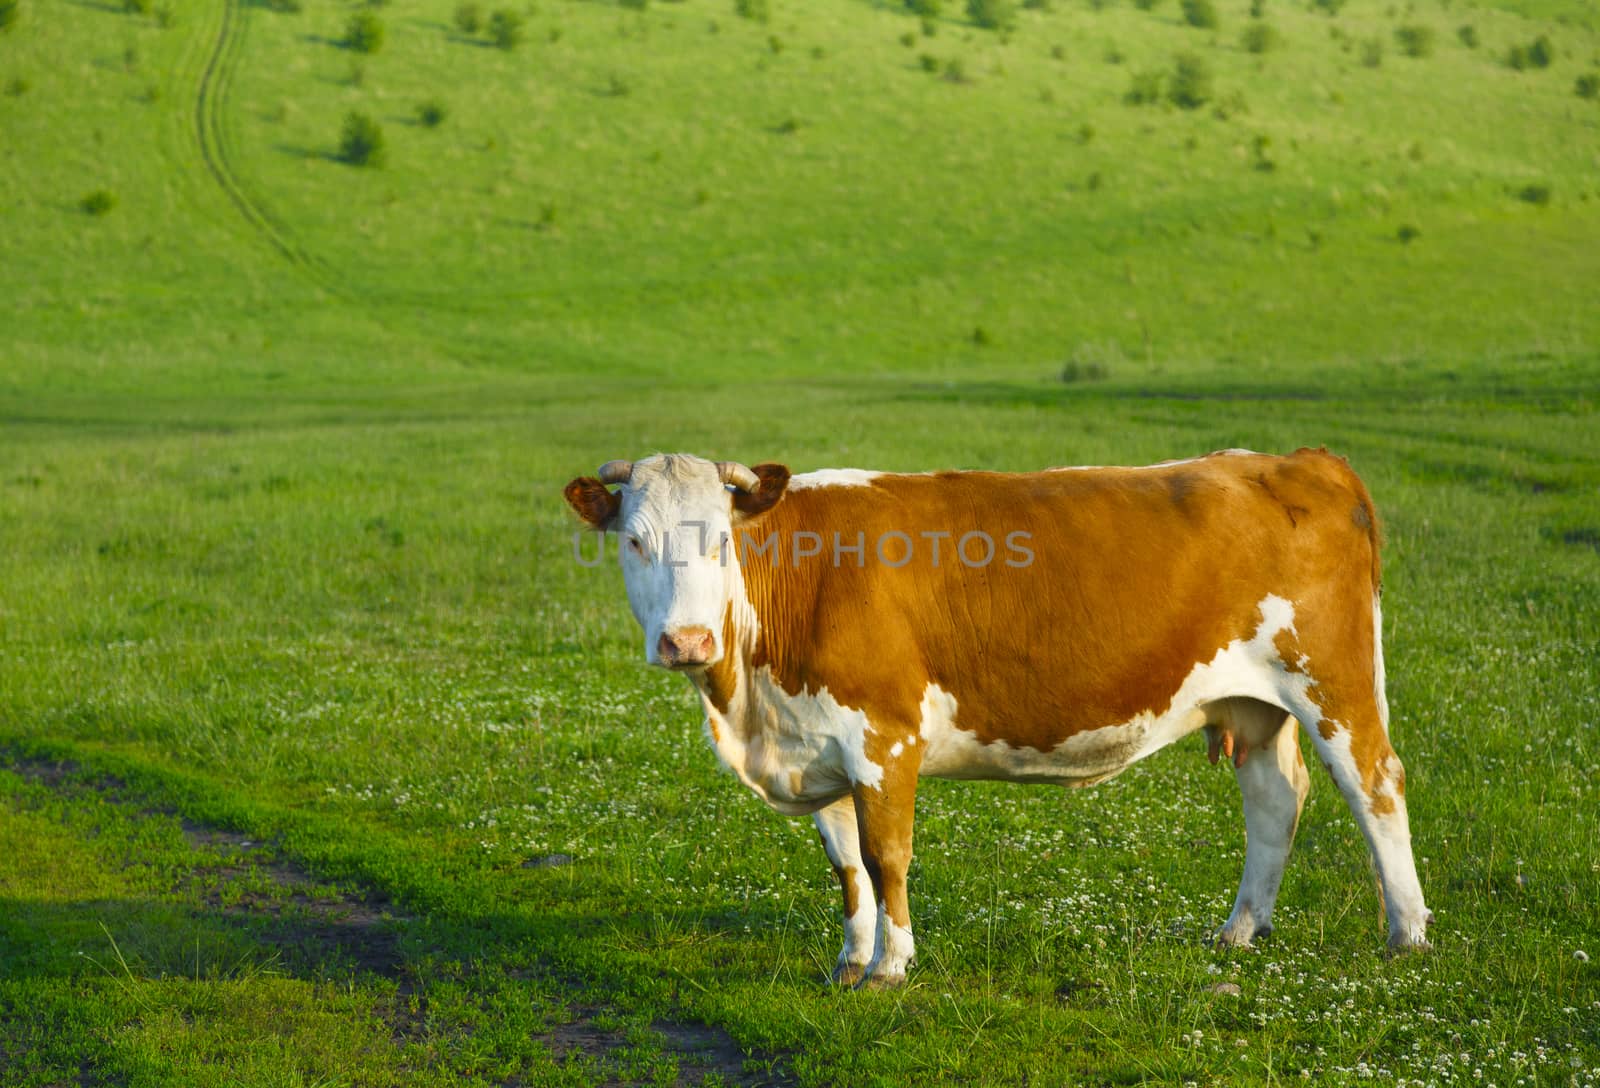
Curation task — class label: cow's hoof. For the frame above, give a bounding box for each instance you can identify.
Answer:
[830,962,869,987]
[1212,922,1269,950]
[1385,940,1432,958]
[854,972,907,992]
[1385,910,1435,956]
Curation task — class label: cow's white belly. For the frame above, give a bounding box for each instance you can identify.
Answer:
[916,684,1211,787]
[699,594,1311,810]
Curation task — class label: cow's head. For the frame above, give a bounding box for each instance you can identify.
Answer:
[565,454,790,669]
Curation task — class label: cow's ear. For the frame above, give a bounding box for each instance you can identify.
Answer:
[564,477,621,530]
[732,463,790,522]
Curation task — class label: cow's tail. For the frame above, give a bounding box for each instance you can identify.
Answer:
[1350,469,1388,734]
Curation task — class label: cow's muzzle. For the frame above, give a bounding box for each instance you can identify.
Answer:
[656,626,715,669]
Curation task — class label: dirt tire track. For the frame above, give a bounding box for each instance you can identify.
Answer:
[5,756,796,1087]
[195,0,342,296]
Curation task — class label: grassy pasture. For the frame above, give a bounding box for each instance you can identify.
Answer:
[2,0,1599,1084]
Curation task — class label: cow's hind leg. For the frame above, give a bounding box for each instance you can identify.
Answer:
[813,795,877,986]
[1211,699,1309,948]
[1301,712,1432,950]
[1280,598,1432,951]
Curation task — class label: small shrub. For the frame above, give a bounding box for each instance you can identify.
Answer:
[1180,0,1217,30]
[972,326,991,347]
[1394,24,1434,57]
[1124,69,1163,104]
[1396,223,1420,244]
[454,2,481,34]
[4,76,29,95]
[1050,43,1065,59]
[919,52,941,71]
[1456,23,1477,49]
[1577,72,1600,99]
[1022,0,1051,9]
[900,31,916,46]
[768,34,783,53]
[0,0,20,33]
[1133,0,1162,9]
[907,0,942,14]
[734,0,769,23]
[122,0,151,13]
[604,72,631,96]
[1311,0,1343,12]
[80,189,117,215]
[1517,183,1551,205]
[1247,0,1264,17]
[344,11,384,53]
[1168,51,1212,108]
[621,0,649,8]
[417,99,447,126]
[264,0,300,12]
[339,110,385,166]
[1507,35,1553,70]
[488,9,523,48]
[943,56,969,81]
[1250,132,1273,170]
[1061,343,1123,379]
[1076,121,1094,143]
[967,0,1016,31]
[921,16,937,35]
[1360,37,1383,67]
[1059,359,1109,382]
[1241,23,1280,52]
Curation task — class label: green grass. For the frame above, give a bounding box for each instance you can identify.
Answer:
[1,0,1598,1084]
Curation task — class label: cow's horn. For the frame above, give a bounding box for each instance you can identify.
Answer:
[716,461,760,492]
[597,460,634,485]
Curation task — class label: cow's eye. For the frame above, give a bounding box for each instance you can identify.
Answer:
[626,535,646,558]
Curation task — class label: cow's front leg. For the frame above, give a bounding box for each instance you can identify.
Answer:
[851,745,922,989]
[813,795,877,986]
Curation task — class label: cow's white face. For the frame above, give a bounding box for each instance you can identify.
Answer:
[565,454,790,670]
[617,455,739,668]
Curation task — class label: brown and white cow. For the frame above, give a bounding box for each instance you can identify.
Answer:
[564,450,1431,988]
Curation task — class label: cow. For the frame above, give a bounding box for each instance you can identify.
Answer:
[564,449,1432,989]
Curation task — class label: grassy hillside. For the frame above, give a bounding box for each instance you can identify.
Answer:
[1,1,1597,1085]
[3,0,1599,397]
